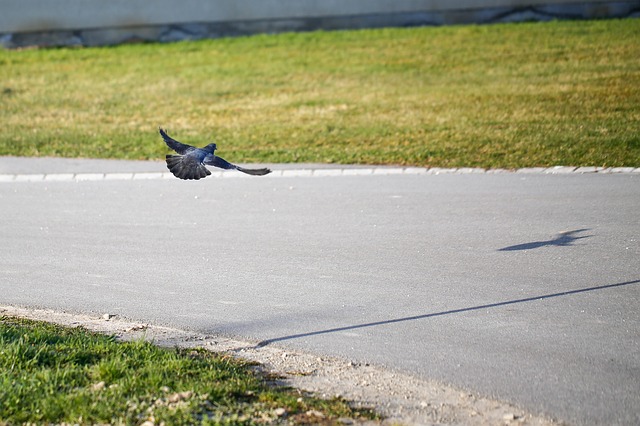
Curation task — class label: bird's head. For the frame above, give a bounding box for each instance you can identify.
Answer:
[204,143,217,153]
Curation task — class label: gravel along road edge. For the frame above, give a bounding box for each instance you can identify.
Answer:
[1,305,564,426]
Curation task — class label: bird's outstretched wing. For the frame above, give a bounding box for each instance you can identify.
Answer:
[159,128,195,154]
[236,165,272,176]
[206,156,272,176]
[166,154,211,180]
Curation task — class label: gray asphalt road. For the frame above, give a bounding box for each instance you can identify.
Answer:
[1,159,639,425]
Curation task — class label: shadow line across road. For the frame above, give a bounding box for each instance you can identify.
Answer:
[256,278,640,348]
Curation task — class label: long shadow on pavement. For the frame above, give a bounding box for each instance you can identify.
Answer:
[255,278,640,348]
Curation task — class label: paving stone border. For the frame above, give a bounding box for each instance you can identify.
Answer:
[2,2,639,48]
[0,166,638,183]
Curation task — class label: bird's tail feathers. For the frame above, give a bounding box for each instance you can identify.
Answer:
[166,155,211,180]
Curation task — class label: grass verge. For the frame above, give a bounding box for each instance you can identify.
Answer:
[0,19,639,168]
[0,316,375,425]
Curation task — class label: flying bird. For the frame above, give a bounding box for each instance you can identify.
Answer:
[159,128,271,180]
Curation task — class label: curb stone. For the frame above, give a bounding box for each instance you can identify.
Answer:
[0,166,638,183]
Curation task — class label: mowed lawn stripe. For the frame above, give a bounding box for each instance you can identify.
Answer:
[0,19,638,168]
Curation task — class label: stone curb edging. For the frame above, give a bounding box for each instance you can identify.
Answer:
[0,166,638,183]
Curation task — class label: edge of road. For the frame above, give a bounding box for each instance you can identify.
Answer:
[1,305,564,426]
[1,157,639,183]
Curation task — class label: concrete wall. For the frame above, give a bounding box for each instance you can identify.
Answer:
[0,0,629,33]
[1,0,638,47]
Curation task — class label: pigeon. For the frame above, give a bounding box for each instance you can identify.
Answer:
[159,128,271,180]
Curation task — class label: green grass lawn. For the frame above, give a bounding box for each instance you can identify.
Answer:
[0,316,373,425]
[1,19,639,168]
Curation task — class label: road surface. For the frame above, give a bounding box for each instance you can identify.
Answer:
[1,158,639,425]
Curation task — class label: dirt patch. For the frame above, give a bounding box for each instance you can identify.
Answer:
[1,305,564,425]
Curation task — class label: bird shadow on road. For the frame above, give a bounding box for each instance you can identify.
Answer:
[497,228,592,251]
[254,278,640,348]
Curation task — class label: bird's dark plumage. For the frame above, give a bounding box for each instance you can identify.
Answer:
[159,128,271,180]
